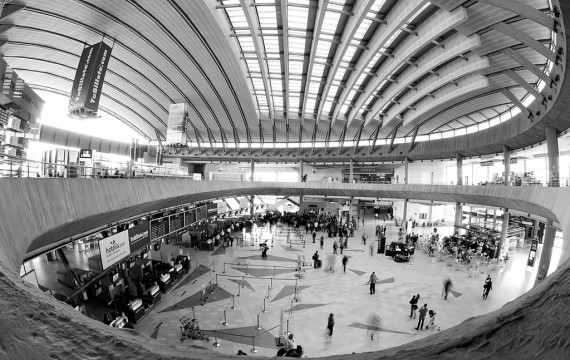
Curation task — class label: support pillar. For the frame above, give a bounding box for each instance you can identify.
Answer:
[404,157,409,184]
[499,209,510,258]
[402,198,408,228]
[456,154,463,185]
[299,160,304,182]
[545,126,559,187]
[503,145,511,185]
[536,219,556,284]
[250,160,255,182]
[349,159,354,183]
[454,202,462,233]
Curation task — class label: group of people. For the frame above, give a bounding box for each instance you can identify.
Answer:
[276,333,304,357]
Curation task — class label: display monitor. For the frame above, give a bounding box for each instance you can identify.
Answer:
[111,272,119,283]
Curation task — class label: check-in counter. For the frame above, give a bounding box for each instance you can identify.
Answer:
[125,298,146,324]
[141,284,161,306]
[158,273,172,293]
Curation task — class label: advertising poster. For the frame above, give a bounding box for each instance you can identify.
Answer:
[69,41,112,114]
[128,222,150,253]
[98,231,130,270]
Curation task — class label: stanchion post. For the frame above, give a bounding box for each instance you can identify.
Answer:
[237,282,242,296]
[231,295,237,309]
[289,299,294,315]
[284,319,290,335]
[251,336,258,353]
[270,277,273,289]
[246,264,249,275]
[215,274,218,286]
[222,310,229,326]
[255,314,261,330]
[192,306,195,319]
[273,266,276,277]
[213,335,220,347]
[242,276,246,288]
[262,298,268,313]
[223,263,226,274]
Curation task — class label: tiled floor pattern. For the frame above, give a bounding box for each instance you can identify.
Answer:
[129,215,535,358]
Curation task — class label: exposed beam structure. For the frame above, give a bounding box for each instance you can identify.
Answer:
[504,69,544,101]
[491,22,556,62]
[316,0,376,128]
[278,0,289,116]
[408,125,420,152]
[330,0,428,130]
[478,0,556,31]
[500,88,530,118]
[300,0,329,122]
[239,0,274,121]
[503,48,552,86]
[388,123,401,153]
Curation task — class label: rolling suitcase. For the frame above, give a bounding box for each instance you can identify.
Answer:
[317,259,322,268]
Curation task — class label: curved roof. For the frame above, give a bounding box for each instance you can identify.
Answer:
[0,0,562,155]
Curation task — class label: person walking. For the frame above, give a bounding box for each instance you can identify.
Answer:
[342,255,348,273]
[333,240,338,254]
[327,313,335,336]
[443,278,453,300]
[362,218,365,226]
[362,233,368,245]
[483,275,492,300]
[415,304,428,330]
[368,272,379,294]
[320,236,324,249]
[409,295,418,318]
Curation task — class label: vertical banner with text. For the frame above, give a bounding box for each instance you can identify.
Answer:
[68,41,113,116]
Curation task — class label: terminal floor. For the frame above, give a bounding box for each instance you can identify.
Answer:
[133,216,536,358]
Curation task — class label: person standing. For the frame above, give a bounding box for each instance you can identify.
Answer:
[442,278,453,300]
[333,240,338,254]
[320,236,324,249]
[483,275,492,300]
[312,251,320,268]
[362,233,368,245]
[312,231,317,243]
[368,272,379,294]
[362,218,365,226]
[409,295,418,318]
[342,255,348,273]
[284,333,296,353]
[327,313,335,336]
[415,304,428,330]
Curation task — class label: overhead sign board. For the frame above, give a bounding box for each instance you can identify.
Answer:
[79,149,93,159]
[69,41,113,116]
[480,160,494,167]
[98,231,130,270]
[128,222,150,253]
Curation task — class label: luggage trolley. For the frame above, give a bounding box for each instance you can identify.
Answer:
[179,316,209,341]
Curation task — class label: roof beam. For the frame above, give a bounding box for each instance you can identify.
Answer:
[504,69,544,101]
[338,123,348,155]
[499,88,530,118]
[330,0,428,131]
[491,22,556,62]
[408,125,420,152]
[503,48,552,86]
[317,0,377,128]
[352,124,364,157]
[346,6,467,129]
[0,4,25,20]
[239,0,274,120]
[278,0,289,115]
[388,123,401,153]
[301,0,329,122]
[477,0,555,31]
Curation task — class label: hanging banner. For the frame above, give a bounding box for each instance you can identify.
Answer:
[128,222,150,253]
[166,103,188,145]
[68,41,112,116]
[98,231,130,270]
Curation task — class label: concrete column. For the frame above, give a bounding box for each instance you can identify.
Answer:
[456,153,463,185]
[402,198,408,228]
[536,219,556,284]
[250,160,255,182]
[503,145,511,185]
[454,202,462,231]
[493,209,497,224]
[299,160,304,182]
[499,209,510,258]
[404,157,409,184]
[349,159,354,183]
[532,219,539,238]
[545,126,559,187]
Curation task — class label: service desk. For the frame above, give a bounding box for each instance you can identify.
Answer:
[142,285,161,306]
[158,273,172,293]
[125,299,146,324]
[56,268,95,289]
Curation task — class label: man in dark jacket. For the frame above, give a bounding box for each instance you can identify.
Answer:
[416,304,428,330]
